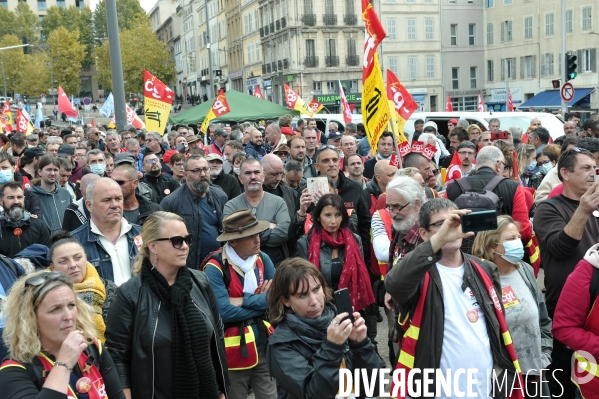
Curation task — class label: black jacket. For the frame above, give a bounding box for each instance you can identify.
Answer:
[0,214,51,258]
[105,269,229,399]
[212,170,242,200]
[365,178,382,202]
[132,193,162,225]
[264,183,303,256]
[363,157,377,180]
[140,173,180,204]
[62,199,88,232]
[24,191,42,219]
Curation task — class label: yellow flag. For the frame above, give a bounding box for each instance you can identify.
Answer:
[144,70,174,134]
[201,90,231,133]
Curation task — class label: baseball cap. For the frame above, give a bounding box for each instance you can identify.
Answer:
[328,131,343,141]
[163,149,179,164]
[205,153,223,163]
[457,141,476,152]
[23,147,45,159]
[57,144,75,157]
[114,153,136,165]
[449,119,459,125]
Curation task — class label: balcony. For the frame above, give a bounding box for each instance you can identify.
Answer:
[325,56,339,67]
[281,17,287,28]
[305,56,318,68]
[344,14,358,26]
[302,14,316,26]
[323,14,337,26]
[346,55,360,66]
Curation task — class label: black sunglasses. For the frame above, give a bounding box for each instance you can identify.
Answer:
[153,234,193,249]
[113,179,134,186]
[25,271,63,288]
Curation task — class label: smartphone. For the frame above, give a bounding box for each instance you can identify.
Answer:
[595,168,599,184]
[461,210,498,233]
[307,177,329,199]
[333,288,355,323]
[490,131,508,140]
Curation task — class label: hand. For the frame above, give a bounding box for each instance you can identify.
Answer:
[56,330,88,368]
[256,279,272,294]
[430,209,475,252]
[384,292,394,311]
[137,171,143,179]
[299,189,312,214]
[578,183,599,215]
[31,214,38,218]
[326,313,353,345]
[312,189,326,204]
[229,297,243,307]
[348,312,367,344]
[219,393,226,399]
[269,223,277,230]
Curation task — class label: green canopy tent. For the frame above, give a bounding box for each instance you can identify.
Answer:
[168,89,299,125]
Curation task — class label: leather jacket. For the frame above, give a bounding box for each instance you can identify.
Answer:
[105,269,229,398]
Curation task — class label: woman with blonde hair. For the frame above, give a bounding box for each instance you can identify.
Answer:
[467,124,482,142]
[105,211,228,399]
[472,215,552,398]
[0,270,125,398]
[517,144,541,189]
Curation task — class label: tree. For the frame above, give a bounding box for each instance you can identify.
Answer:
[92,0,148,46]
[0,35,29,96]
[13,3,39,44]
[14,53,50,98]
[94,18,176,94]
[0,8,16,40]
[47,27,86,96]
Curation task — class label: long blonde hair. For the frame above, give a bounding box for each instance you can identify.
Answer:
[132,211,186,274]
[2,271,97,363]
[472,215,521,261]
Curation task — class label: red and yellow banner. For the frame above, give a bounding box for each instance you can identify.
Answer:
[308,98,324,114]
[201,89,231,133]
[1,100,13,133]
[111,105,145,129]
[361,0,391,153]
[284,83,313,116]
[386,70,418,145]
[144,69,174,135]
[16,108,34,134]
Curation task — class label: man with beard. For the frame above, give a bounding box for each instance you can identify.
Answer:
[244,129,267,160]
[224,157,290,266]
[287,135,316,178]
[0,182,50,257]
[140,153,180,204]
[112,164,162,226]
[264,123,286,153]
[161,155,228,268]
[206,153,241,200]
[371,175,426,364]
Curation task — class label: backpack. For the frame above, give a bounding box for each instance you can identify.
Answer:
[453,175,506,214]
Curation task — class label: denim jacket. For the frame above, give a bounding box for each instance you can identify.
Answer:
[71,220,142,282]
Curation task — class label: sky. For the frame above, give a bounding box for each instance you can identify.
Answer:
[89,0,156,13]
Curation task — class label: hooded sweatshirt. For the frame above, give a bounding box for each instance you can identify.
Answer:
[30,183,72,234]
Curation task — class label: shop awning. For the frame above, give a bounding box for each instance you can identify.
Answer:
[519,88,594,109]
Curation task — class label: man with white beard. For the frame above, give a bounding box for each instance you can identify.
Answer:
[371,175,426,364]
[206,153,241,200]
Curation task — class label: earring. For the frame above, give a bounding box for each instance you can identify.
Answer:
[151,253,158,269]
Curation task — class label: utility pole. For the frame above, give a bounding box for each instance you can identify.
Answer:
[1,57,6,98]
[105,0,127,130]
[561,0,568,116]
[205,0,214,100]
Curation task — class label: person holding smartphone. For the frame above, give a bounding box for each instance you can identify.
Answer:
[266,258,381,399]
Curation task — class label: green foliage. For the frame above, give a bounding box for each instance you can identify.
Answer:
[92,0,148,46]
[47,27,86,95]
[0,7,16,40]
[0,35,28,95]
[13,3,39,44]
[14,53,50,98]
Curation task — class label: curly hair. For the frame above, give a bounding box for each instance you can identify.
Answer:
[2,270,97,363]
[278,114,293,127]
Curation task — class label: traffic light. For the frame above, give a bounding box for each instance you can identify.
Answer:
[566,53,577,81]
[22,37,29,55]
[551,79,561,88]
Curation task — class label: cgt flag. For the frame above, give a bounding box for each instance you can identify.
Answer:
[308,98,324,114]
[477,93,485,112]
[386,69,418,145]
[201,89,231,133]
[16,108,34,134]
[1,100,13,132]
[361,0,391,155]
[57,86,78,119]
[283,83,313,116]
[112,105,145,129]
[445,94,453,112]
[144,69,175,135]
[254,85,264,99]
[339,80,352,124]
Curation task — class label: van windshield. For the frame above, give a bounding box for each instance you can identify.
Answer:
[485,114,563,136]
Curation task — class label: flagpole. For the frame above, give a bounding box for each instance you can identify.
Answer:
[105,0,127,130]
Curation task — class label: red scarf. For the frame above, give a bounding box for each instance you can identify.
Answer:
[307,227,375,311]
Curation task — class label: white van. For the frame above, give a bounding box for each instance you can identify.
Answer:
[293,114,363,137]
[404,112,564,141]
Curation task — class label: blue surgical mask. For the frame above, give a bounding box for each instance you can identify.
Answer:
[539,163,553,175]
[526,161,537,171]
[90,163,106,175]
[0,169,12,184]
[498,239,525,265]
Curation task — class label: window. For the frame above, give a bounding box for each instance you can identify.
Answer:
[407,0,414,3]
[407,19,416,40]
[545,13,554,36]
[425,18,433,40]
[468,24,475,45]
[389,57,398,74]
[345,0,354,14]
[306,39,315,57]
[313,81,322,91]
[426,56,434,78]
[424,0,432,3]
[580,49,597,72]
[409,57,417,80]
[487,23,493,45]
[470,67,477,88]
[504,0,512,4]
[38,0,46,11]
[485,0,494,6]
[387,19,396,40]
[501,58,516,80]
[487,60,494,81]
[326,39,336,57]
[304,0,313,13]
[326,81,336,93]
[450,24,457,45]
[350,80,358,90]
[520,55,535,78]
[347,38,356,56]
[566,10,573,33]
[325,0,334,14]
[583,7,592,31]
[501,20,512,42]
[524,17,532,39]
[452,67,459,89]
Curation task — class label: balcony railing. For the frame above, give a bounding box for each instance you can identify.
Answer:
[344,14,358,25]
[302,14,316,26]
[305,56,318,67]
[323,14,337,26]
[325,55,339,67]
[346,55,360,66]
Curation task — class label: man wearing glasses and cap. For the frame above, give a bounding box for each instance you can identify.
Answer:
[202,209,277,399]
[205,128,228,157]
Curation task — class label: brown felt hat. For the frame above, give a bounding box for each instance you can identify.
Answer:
[216,209,270,242]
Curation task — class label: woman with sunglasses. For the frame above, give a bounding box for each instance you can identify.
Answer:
[48,230,117,343]
[105,211,228,399]
[0,270,125,398]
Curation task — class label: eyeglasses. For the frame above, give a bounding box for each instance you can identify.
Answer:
[144,158,160,164]
[539,159,552,165]
[113,179,135,186]
[186,167,210,175]
[560,146,582,167]
[174,162,185,168]
[318,144,337,151]
[386,201,412,213]
[153,234,193,249]
[427,220,446,229]
[25,271,63,288]
[431,169,440,176]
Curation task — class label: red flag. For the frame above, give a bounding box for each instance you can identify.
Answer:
[91,118,95,127]
[16,109,33,134]
[445,95,453,112]
[477,93,485,112]
[308,99,324,114]
[362,0,386,81]
[445,151,462,186]
[339,80,352,124]
[57,86,78,119]
[1,100,13,132]
[254,85,263,99]
[507,88,514,111]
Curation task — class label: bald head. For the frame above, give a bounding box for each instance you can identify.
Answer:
[262,153,283,170]
[261,154,284,190]
[374,160,399,191]
[80,173,101,198]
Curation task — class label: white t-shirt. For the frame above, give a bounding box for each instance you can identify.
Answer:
[436,263,493,399]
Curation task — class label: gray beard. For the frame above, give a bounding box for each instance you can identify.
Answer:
[190,179,210,194]
[7,206,24,220]
[392,211,417,233]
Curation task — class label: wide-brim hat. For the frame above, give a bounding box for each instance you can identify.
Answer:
[217,209,270,242]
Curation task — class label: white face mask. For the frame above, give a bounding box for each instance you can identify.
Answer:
[233,167,240,175]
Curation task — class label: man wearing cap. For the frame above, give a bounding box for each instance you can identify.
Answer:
[205,128,228,157]
[26,134,38,148]
[207,153,242,200]
[447,118,458,132]
[113,153,157,203]
[186,135,204,155]
[161,154,228,268]
[245,129,267,160]
[202,209,277,399]
[19,147,44,181]
[111,164,162,226]
[364,131,394,180]
[327,130,343,155]
[272,143,290,161]
[140,153,180,204]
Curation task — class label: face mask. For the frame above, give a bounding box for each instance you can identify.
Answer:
[539,163,553,175]
[90,163,106,175]
[0,169,12,184]
[233,167,240,175]
[498,239,525,265]
[526,161,537,171]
